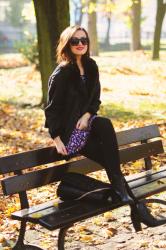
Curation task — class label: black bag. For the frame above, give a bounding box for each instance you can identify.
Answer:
[57,172,114,203]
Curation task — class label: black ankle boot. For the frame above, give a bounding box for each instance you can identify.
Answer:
[112,175,134,205]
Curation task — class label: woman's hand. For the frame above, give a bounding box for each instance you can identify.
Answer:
[53,136,68,155]
[76,112,91,130]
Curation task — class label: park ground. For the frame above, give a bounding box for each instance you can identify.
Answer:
[0,51,166,249]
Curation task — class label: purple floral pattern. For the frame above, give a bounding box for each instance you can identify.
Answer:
[66,115,96,155]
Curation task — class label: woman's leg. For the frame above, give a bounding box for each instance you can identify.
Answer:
[81,116,121,179]
[80,116,133,204]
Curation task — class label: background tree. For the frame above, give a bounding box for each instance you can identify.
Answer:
[131,0,141,50]
[5,0,25,27]
[152,0,166,59]
[33,0,70,105]
[87,0,99,56]
[104,14,111,47]
[101,0,115,48]
[72,0,84,25]
[111,0,142,51]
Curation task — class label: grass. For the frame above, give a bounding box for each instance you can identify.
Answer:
[99,101,166,122]
[0,50,166,126]
[94,50,166,124]
[99,39,166,52]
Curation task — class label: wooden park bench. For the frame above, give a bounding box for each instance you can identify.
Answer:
[0,124,166,250]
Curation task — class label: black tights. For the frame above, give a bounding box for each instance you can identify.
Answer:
[80,116,122,183]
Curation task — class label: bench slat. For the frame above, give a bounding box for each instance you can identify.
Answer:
[120,140,164,164]
[0,125,161,174]
[132,178,166,199]
[38,202,119,230]
[13,200,122,230]
[11,199,60,219]
[126,165,166,183]
[0,147,62,174]
[2,140,164,195]
[69,140,164,173]
[117,124,160,146]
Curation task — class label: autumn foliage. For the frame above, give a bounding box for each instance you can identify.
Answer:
[0,51,166,249]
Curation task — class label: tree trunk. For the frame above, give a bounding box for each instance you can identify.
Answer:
[87,0,98,56]
[104,16,111,48]
[152,0,166,60]
[75,6,83,25]
[33,0,70,105]
[72,0,83,25]
[131,0,141,51]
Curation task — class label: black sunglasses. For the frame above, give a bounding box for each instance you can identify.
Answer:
[70,37,89,46]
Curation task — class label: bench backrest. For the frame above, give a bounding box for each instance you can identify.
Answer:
[0,124,164,208]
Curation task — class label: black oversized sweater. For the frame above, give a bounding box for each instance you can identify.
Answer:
[44,57,101,144]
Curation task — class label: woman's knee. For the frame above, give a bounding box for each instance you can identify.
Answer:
[93,116,113,130]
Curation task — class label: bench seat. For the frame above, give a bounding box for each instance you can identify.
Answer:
[12,165,166,231]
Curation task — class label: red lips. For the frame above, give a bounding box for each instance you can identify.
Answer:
[76,46,85,50]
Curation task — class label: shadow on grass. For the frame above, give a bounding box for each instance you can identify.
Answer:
[0,98,43,109]
[1,99,165,123]
[99,103,154,122]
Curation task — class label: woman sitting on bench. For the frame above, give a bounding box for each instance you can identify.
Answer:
[44,25,133,205]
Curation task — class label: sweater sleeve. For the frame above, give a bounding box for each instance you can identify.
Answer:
[44,68,67,139]
[86,66,101,115]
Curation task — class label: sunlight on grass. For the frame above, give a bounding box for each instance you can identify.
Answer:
[0,66,41,106]
[99,103,139,121]
[100,101,166,122]
[139,101,166,119]
[0,51,166,124]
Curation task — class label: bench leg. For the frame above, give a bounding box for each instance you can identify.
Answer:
[123,179,142,232]
[13,220,26,249]
[12,220,43,250]
[130,204,142,232]
[136,199,166,227]
[58,225,72,250]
